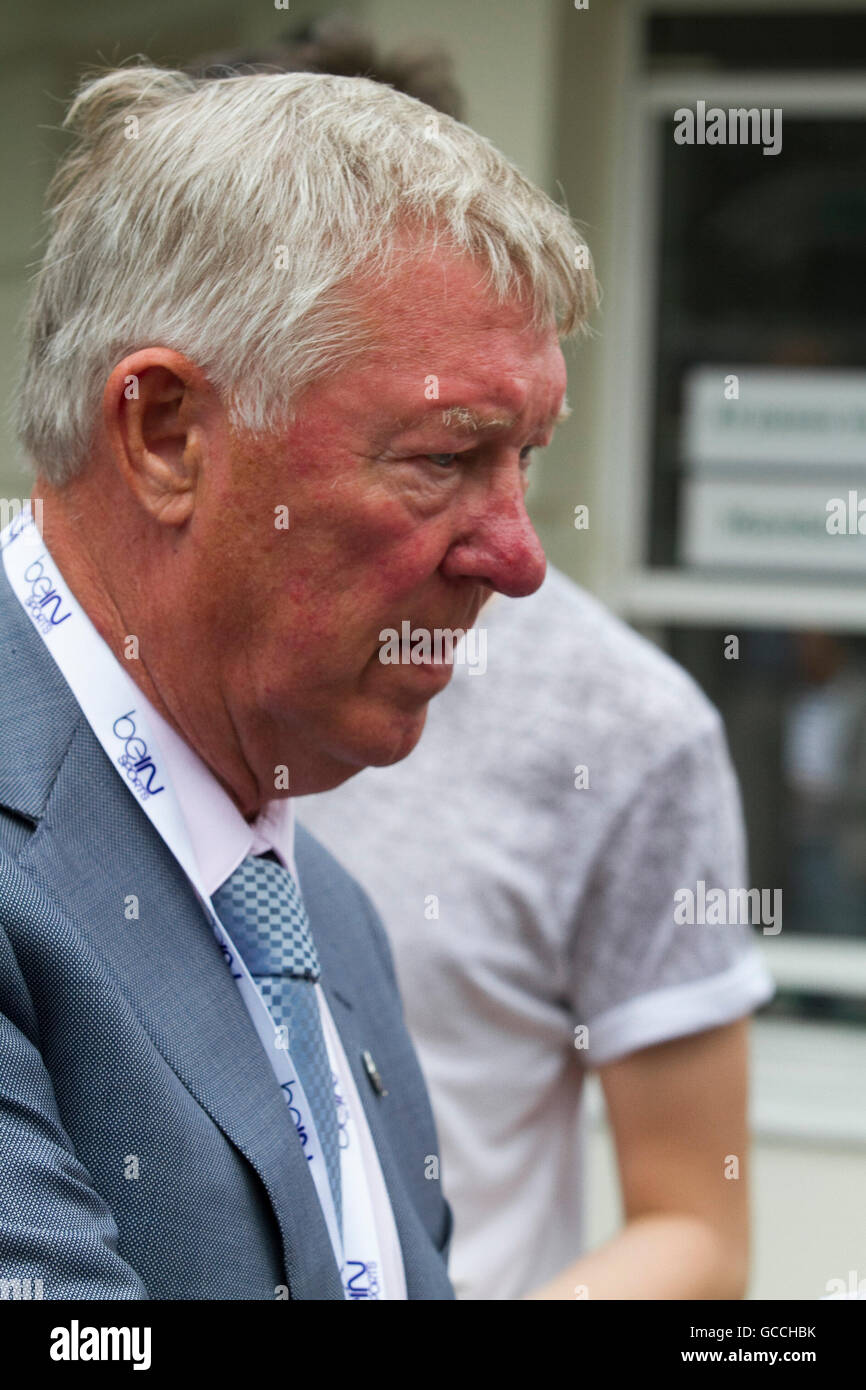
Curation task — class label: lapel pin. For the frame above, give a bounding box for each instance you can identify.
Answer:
[362,1049,388,1097]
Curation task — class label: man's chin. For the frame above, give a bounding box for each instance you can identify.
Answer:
[302,699,428,784]
[361,702,430,767]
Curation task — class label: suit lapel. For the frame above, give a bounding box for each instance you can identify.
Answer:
[25,739,344,1299]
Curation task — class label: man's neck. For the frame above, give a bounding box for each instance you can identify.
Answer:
[35,483,265,820]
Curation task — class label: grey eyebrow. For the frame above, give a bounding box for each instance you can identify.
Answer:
[439,398,571,433]
[440,407,518,433]
[396,397,570,436]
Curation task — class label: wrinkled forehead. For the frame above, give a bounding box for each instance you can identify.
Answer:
[281,233,568,437]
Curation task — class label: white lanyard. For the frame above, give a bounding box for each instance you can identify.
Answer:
[1,506,390,1298]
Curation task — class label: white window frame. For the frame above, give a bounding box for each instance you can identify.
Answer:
[598,4,866,1003]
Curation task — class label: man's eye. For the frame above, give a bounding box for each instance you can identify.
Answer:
[422,446,537,470]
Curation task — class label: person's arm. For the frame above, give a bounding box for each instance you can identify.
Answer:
[0,1007,149,1299]
[525,1017,751,1300]
[0,897,148,1300]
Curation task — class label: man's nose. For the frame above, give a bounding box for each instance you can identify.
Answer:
[440,478,548,599]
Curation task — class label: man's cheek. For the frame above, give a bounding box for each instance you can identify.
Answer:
[366,531,451,597]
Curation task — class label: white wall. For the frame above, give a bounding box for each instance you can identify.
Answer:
[365,0,559,189]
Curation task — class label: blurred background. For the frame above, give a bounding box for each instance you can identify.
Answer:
[1,0,864,1298]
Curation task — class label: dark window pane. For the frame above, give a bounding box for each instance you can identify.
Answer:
[668,625,866,947]
[647,12,866,72]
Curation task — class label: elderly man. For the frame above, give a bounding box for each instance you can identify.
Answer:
[0,66,591,1300]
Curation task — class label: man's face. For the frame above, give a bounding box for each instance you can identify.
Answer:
[202,244,567,796]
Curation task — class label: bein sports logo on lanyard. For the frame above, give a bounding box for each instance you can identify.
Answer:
[1,504,391,1300]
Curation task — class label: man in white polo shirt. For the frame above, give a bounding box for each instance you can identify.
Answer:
[300,569,775,1300]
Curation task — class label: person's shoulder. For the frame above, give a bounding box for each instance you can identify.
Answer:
[487,565,721,751]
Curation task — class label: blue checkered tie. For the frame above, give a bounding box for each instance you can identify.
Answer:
[212,852,342,1237]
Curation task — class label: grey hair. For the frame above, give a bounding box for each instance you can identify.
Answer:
[17,63,598,484]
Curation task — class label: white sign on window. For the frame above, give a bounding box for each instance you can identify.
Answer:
[681,478,866,573]
[682,367,866,471]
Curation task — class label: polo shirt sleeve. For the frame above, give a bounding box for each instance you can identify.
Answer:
[567,712,776,1068]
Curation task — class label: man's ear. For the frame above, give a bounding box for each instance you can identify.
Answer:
[102,348,219,526]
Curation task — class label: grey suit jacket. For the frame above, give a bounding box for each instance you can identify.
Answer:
[0,559,453,1299]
